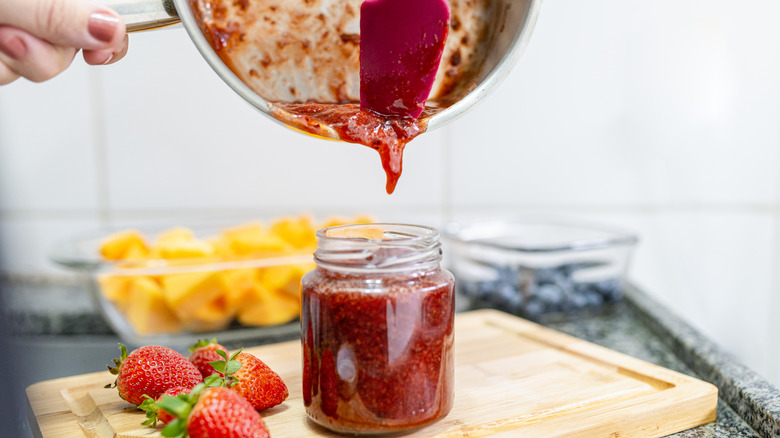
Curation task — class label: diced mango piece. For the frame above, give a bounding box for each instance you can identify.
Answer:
[154,238,215,259]
[181,295,234,332]
[352,214,377,224]
[220,222,291,257]
[259,263,314,298]
[237,288,300,327]
[221,268,261,311]
[270,215,317,249]
[259,265,297,292]
[125,276,181,334]
[320,214,377,228]
[148,227,215,259]
[99,230,149,260]
[286,263,316,297]
[97,275,134,311]
[161,271,226,320]
[207,235,233,258]
[155,227,194,244]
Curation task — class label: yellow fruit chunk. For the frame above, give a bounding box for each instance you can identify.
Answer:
[319,215,352,229]
[125,277,181,334]
[155,238,215,259]
[270,215,317,249]
[149,227,215,259]
[182,296,234,332]
[100,230,149,260]
[259,263,314,298]
[352,214,377,224]
[220,222,291,257]
[221,268,261,311]
[320,215,377,229]
[237,287,300,327]
[326,225,385,240]
[161,271,226,321]
[208,235,233,258]
[97,275,134,311]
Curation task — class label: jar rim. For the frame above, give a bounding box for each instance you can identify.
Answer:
[316,223,439,242]
[314,223,442,273]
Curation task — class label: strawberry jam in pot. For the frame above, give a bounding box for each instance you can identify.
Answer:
[301,224,455,434]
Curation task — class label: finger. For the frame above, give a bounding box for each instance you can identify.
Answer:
[0,60,20,85]
[83,33,128,65]
[0,25,77,82]
[0,0,126,51]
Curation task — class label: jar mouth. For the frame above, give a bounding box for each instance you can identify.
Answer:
[314,223,442,274]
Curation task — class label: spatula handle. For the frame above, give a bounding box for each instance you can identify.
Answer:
[100,0,180,32]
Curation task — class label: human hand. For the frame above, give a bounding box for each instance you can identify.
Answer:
[0,0,128,85]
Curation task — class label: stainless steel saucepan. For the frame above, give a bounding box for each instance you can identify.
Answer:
[103,0,543,134]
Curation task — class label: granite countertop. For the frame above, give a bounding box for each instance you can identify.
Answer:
[2,278,779,437]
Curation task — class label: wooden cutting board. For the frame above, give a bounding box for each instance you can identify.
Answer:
[27,309,717,438]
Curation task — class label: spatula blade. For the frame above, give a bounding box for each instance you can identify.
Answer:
[360,0,450,118]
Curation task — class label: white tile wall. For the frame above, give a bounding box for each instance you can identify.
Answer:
[0,62,102,211]
[0,0,779,386]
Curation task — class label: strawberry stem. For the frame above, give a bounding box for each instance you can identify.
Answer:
[208,349,244,387]
[189,338,218,353]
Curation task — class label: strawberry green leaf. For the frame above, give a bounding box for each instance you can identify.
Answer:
[139,395,160,427]
[225,360,242,375]
[203,374,224,387]
[189,338,217,353]
[161,418,187,438]
[208,359,226,375]
[106,343,128,387]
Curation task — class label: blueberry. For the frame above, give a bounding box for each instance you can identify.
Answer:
[535,283,564,307]
[584,290,604,307]
[523,297,545,317]
[568,291,589,309]
[534,267,561,285]
[594,278,622,301]
[495,283,522,311]
[459,280,481,297]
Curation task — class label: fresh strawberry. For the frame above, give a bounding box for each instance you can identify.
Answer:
[157,384,270,438]
[211,349,289,411]
[106,344,202,406]
[139,385,190,426]
[188,338,228,379]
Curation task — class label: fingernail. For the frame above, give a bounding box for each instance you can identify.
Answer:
[0,35,26,60]
[89,11,119,43]
[101,52,116,65]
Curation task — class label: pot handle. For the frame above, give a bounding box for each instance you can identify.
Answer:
[101,0,180,32]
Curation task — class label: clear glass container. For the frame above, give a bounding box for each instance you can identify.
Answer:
[444,217,638,319]
[301,223,455,435]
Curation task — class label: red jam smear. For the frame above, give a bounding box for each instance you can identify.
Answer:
[270,103,433,194]
[301,268,455,433]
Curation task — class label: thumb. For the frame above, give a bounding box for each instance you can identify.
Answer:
[0,0,126,50]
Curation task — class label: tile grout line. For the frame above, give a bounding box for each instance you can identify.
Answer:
[87,68,111,227]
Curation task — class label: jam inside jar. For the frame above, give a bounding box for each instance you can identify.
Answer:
[301,223,455,434]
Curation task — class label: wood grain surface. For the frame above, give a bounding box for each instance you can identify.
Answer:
[27,309,717,437]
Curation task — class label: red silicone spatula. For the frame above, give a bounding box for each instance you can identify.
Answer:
[360,0,450,119]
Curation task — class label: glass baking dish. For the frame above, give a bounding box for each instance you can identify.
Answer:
[443,217,638,319]
[49,221,325,347]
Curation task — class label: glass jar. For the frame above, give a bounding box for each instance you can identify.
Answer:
[301,223,455,435]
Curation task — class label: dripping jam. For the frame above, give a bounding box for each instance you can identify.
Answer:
[270,103,435,194]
